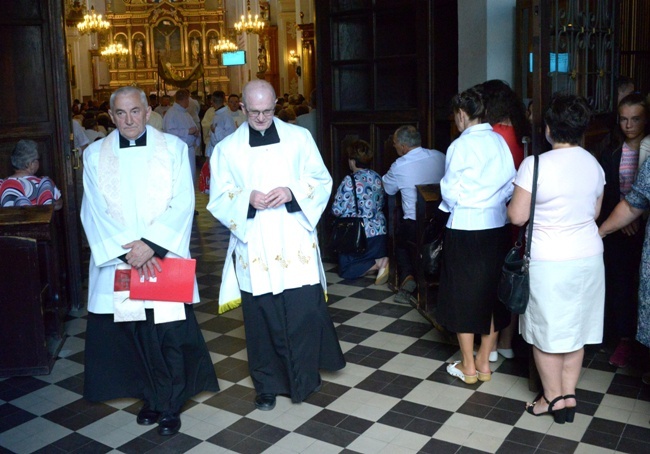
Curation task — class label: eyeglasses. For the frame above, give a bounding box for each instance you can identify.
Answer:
[245,108,274,118]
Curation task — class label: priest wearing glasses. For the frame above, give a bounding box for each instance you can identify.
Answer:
[208,80,345,411]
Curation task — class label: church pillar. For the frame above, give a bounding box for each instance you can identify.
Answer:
[201,21,207,63]
[126,23,133,70]
[145,24,152,69]
[183,23,189,67]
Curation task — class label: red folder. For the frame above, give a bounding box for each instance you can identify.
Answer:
[129,257,196,303]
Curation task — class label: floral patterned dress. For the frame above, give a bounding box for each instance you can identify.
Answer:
[625,158,650,347]
[331,168,387,279]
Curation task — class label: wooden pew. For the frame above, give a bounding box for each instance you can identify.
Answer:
[0,206,68,377]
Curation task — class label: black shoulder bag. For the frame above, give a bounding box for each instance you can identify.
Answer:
[329,173,367,254]
[498,153,539,314]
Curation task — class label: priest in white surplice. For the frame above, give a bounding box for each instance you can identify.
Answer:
[163,89,201,185]
[207,80,345,411]
[81,86,218,437]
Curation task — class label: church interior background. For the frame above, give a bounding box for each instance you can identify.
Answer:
[65,0,314,104]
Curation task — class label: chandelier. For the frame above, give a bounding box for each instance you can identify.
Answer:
[77,6,110,35]
[214,39,238,54]
[101,43,129,57]
[234,0,266,35]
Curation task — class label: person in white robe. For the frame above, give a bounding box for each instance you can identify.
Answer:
[81,86,218,437]
[227,93,247,127]
[147,109,164,131]
[207,80,345,412]
[163,89,200,186]
[200,91,220,149]
[207,96,236,157]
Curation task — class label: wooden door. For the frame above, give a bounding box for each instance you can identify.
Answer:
[315,1,457,260]
[0,0,83,309]
[516,0,617,153]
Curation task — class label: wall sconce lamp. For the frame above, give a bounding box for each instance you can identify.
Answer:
[289,50,301,76]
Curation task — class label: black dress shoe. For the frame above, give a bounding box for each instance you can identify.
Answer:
[136,403,160,426]
[254,393,276,411]
[157,413,181,436]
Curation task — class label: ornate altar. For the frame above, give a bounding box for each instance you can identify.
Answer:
[104,0,231,96]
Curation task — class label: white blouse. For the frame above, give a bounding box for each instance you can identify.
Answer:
[440,123,516,230]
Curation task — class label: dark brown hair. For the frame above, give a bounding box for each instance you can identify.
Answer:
[452,85,486,121]
[346,140,374,168]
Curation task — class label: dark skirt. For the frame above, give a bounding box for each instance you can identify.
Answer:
[241,284,346,402]
[84,304,219,413]
[436,226,510,334]
[338,234,388,280]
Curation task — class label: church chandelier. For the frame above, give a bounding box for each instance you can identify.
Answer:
[214,39,239,54]
[77,5,110,35]
[100,43,129,57]
[234,0,266,35]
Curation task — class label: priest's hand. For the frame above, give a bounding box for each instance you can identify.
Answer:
[123,240,155,269]
[250,190,268,210]
[139,257,162,280]
[265,187,292,209]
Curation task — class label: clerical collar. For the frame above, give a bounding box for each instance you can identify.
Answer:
[249,122,280,147]
[119,130,147,148]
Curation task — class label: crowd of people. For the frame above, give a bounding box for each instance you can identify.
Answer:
[328,79,650,427]
[4,77,650,433]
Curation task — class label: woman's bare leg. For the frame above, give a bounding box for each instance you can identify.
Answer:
[477,318,497,373]
[457,332,476,376]
[530,346,566,413]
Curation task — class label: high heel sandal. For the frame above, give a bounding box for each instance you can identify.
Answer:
[563,394,576,423]
[525,394,566,424]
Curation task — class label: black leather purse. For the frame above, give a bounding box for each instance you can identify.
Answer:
[420,218,444,277]
[329,173,367,255]
[498,153,538,314]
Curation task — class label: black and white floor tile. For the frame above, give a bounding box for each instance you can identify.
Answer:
[1,192,650,453]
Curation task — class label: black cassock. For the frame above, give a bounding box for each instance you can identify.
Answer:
[242,124,345,402]
[84,304,219,413]
[242,284,345,402]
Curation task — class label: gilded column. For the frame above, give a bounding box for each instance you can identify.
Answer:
[183,24,189,67]
[126,24,133,70]
[201,21,207,63]
[145,24,152,69]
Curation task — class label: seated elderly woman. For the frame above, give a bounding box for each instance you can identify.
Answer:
[0,139,62,210]
[331,140,389,283]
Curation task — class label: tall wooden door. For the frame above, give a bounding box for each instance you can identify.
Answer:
[516,0,617,153]
[315,0,457,260]
[0,0,83,309]
[316,0,433,182]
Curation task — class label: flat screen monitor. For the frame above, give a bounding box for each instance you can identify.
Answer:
[222,50,246,66]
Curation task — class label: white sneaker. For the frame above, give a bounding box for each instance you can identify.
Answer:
[473,350,499,362]
[497,348,515,359]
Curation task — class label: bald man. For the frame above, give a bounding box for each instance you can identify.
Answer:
[207,80,345,411]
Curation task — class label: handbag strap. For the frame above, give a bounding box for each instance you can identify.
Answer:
[524,153,539,258]
[349,172,362,217]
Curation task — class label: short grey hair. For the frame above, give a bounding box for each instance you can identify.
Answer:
[393,125,421,148]
[11,139,39,170]
[110,86,148,111]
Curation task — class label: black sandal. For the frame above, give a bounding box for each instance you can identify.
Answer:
[563,394,576,423]
[525,394,566,424]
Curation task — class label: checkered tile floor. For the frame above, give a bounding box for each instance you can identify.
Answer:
[2,192,650,453]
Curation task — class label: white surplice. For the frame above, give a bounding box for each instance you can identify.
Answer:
[81,126,198,322]
[207,119,332,313]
